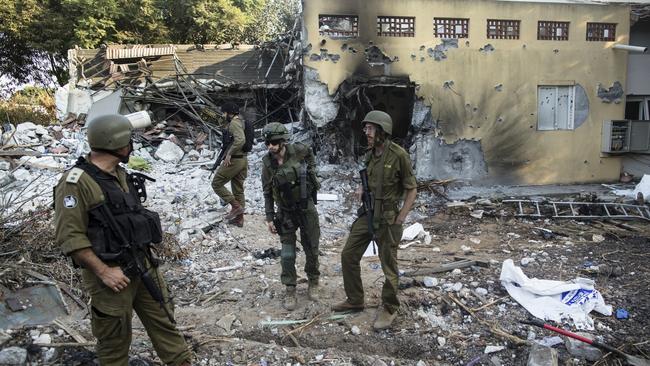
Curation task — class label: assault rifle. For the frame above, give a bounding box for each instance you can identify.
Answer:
[209,129,234,178]
[98,204,175,324]
[359,168,378,254]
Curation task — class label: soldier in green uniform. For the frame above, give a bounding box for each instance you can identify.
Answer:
[261,123,321,311]
[211,102,248,227]
[54,115,192,366]
[332,111,418,330]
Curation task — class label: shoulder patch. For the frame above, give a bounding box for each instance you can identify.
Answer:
[66,168,84,184]
[63,195,78,208]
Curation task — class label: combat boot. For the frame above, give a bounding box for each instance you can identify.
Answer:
[307,279,319,301]
[373,307,397,330]
[283,286,297,311]
[228,213,244,227]
[331,299,364,312]
[224,200,244,220]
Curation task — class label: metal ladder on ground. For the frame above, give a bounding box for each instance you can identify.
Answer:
[503,200,650,221]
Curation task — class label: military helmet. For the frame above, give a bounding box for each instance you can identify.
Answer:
[86,114,132,150]
[362,110,393,135]
[221,102,239,115]
[263,122,289,142]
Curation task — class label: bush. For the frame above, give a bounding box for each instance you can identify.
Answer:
[0,87,57,125]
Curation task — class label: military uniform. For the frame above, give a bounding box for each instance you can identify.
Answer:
[341,140,417,314]
[211,115,248,210]
[262,143,321,287]
[54,157,191,366]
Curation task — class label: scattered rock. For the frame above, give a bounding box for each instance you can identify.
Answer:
[0,347,28,365]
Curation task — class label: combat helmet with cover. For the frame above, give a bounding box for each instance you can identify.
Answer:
[263,122,290,142]
[86,114,132,150]
[362,110,393,135]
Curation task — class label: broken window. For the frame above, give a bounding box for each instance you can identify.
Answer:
[434,18,469,38]
[487,19,520,39]
[319,14,359,38]
[625,98,650,120]
[537,21,569,41]
[377,16,415,37]
[586,22,616,41]
[538,85,576,130]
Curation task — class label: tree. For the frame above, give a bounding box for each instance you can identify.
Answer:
[0,0,300,88]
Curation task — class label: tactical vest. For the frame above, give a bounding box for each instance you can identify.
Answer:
[75,158,162,262]
[265,145,316,211]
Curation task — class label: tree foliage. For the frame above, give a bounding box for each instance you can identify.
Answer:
[0,0,300,89]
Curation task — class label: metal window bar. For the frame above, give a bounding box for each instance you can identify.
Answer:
[586,22,616,41]
[319,15,359,38]
[487,19,520,39]
[377,16,415,37]
[434,18,469,38]
[537,21,569,41]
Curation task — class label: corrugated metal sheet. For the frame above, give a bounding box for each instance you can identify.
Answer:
[106,46,176,60]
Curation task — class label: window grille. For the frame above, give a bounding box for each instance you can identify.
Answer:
[434,18,469,38]
[487,19,520,39]
[538,21,569,40]
[377,16,415,37]
[586,22,616,41]
[319,15,359,38]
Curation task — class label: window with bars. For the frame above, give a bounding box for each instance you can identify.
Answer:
[434,18,469,38]
[318,14,359,38]
[377,16,415,37]
[538,21,570,40]
[487,19,520,39]
[586,22,616,41]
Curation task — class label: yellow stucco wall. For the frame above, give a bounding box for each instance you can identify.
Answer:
[303,0,630,185]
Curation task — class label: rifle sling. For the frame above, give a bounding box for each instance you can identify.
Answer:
[373,142,388,227]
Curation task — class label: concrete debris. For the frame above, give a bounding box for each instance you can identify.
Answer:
[0,347,28,365]
[154,139,185,163]
[527,344,558,366]
[563,332,603,361]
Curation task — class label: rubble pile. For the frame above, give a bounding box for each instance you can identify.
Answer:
[0,119,649,365]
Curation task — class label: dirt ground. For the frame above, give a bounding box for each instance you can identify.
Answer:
[2,193,648,366]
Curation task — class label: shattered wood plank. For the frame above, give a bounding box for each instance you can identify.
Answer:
[53,319,89,344]
[404,258,488,277]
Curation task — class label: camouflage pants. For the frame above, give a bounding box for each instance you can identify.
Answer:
[82,265,191,366]
[277,204,320,286]
[211,157,248,207]
[341,213,403,314]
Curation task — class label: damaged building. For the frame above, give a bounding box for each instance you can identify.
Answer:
[302,0,650,185]
[57,40,303,150]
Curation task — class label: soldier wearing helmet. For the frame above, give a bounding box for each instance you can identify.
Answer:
[261,122,322,311]
[211,102,248,227]
[54,114,192,365]
[332,110,418,331]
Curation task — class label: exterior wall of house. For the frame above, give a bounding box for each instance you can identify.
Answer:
[303,0,631,185]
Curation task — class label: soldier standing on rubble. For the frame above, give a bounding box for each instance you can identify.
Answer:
[211,102,248,227]
[261,122,321,310]
[332,110,417,330]
[53,114,192,365]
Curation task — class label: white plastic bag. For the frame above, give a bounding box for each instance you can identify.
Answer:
[499,259,612,330]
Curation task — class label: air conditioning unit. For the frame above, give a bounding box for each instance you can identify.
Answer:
[602,120,630,153]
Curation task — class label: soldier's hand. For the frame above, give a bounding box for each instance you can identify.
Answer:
[223,155,232,167]
[98,266,130,293]
[266,220,277,234]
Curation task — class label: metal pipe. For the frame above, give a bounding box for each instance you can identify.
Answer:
[612,44,647,53]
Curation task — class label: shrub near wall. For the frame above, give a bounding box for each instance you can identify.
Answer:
[0,87,56,126]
